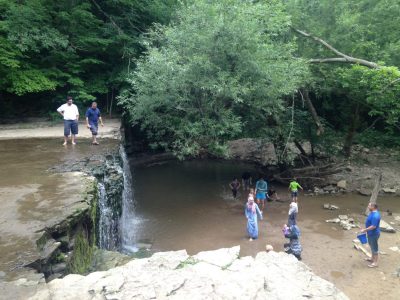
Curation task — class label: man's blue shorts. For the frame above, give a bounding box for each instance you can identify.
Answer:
[89,123,98,136]
[291,191,298,197]
[64,120,78,136]
[367,234,380,254]
[256,192,266,200]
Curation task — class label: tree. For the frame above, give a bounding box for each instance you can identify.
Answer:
[0,0,178,116]
[287,0,400,155]
[119,0,309,157]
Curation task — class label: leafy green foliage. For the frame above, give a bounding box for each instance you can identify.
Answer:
[0,0,178,115]
[287,0,400,152]
[120,0,309,157]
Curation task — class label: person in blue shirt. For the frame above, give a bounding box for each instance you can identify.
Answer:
[255,176,268,211]
[85,102,104,145]
[360,202,381,268]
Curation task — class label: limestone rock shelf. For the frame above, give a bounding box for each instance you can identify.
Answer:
[26,246,347,300]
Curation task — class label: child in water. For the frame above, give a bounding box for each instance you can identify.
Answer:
[245,189,263,241]
[288,200,298,226]
[229,177,241,199]
[288,178,303,202]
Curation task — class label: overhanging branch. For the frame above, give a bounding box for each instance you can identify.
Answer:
[293,28,380,69]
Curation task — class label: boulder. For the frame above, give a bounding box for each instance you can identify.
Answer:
[358,187,371,196]
[323,185,336,193]
[382,188,396,194]
[26,246,348,300]
[193,246,240,268]
[314,187,324,195]
[50,263,66,274]
[323,204,339,210]
[326,218,340,223]
[337,180,347,189]
[380,220,396,233]
[339,220,357,230]
[40,239,61,264]
[227,138,278,165]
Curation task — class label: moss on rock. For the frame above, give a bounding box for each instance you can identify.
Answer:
[67,229,94,275]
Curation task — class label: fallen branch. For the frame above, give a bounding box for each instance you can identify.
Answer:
[293,28,380,69]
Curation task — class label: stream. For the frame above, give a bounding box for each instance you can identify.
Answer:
[129,159,400,300]
[0,139,399,299]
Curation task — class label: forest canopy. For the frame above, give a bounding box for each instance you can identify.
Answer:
[119,0,309,157]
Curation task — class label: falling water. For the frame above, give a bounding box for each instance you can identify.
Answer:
[98,182,119,250]
[119,145,139,253]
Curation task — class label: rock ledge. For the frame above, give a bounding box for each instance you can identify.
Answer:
[27,246,348,300]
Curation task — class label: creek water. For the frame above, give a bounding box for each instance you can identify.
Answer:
[0,138,398,299]
[0,138,119,280]
[130,159,400,300]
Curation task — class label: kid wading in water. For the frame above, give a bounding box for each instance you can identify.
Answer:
[245,189,262,241]
[229,178,241,199]
[288,200,298,226]
[289,178,303,202]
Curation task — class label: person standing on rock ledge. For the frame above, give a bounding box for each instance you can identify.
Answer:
[85,101,104,145]
[57,96,79,146]
[360,202,381,268]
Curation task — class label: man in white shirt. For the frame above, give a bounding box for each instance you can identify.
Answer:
[57,96,80,145]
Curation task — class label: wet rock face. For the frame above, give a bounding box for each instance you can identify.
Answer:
[227,138,278,165]
[28,246,348,300]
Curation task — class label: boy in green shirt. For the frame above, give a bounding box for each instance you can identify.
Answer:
[289,178,303,202]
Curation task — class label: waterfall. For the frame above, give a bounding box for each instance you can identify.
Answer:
[98,182,119,250]
[119,145,138,253]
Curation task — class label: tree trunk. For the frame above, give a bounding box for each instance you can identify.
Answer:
[343,103,360,157]
[300,89,324,135]
[365,173,382,215]
[106,90,109,113]
[109,87,114,118]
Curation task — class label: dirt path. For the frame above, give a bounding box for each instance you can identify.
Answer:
[0,118,121,140]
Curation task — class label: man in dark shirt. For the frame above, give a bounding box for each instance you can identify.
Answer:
[85,102,104,145]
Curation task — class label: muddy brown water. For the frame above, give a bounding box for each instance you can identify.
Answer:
[0,138,118,281]
[0,138,398,299]
[132,160,400,300]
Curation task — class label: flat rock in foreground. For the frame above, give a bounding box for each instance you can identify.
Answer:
[28,246,348,300]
